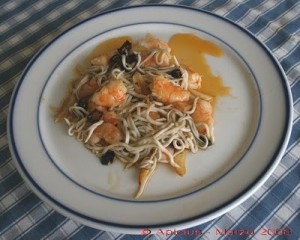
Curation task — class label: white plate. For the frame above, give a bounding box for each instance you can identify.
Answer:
[8,5,292,233]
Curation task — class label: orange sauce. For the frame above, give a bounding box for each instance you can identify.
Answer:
[74,36,133,76]
[168,33,230,98]
[89,36,133,59]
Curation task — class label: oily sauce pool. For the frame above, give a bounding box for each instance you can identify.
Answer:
[169,33,230,98]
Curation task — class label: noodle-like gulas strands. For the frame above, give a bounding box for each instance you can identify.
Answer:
[57,35,215,198]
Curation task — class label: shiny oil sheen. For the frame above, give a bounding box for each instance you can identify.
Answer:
[89,36,133,59]
[169,33,230,97]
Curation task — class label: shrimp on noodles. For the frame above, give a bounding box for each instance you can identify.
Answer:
[55,34,217,199]
[151,75,190,104]
[192,99,214,142]
[90,122,123,145]
[91,79,127,107]
[138,34,172,67]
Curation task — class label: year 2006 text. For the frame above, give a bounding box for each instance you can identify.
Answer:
[215,228,291,236]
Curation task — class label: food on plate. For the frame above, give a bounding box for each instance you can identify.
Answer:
[55,34,219,198]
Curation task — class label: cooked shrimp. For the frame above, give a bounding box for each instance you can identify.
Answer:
[172,100,193,112]
[91,122,123,144]
[188,70,202,90]
[132,72,150,95]
[78,78,99,99]
[138,34,171,67]
[143,51,170,67]
[103,110,119,125]
[139,34,170,51]
[149,111,160,120]
[91,79,127,107]
[151,75,190,104]
[191,99,213,134]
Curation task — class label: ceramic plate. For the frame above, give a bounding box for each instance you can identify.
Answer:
[8,5,292,233]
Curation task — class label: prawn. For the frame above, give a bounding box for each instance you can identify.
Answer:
[191,99,213,134]
[91,79,127,108]
[102,110,119,125]
[91,122,123,145]
[132,72,151,95]
[151,75,190,104]
[78,78,99,99]
[186,68,202,90]
[138,34,171,67]
[139,34,170,51]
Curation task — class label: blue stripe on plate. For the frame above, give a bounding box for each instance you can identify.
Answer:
[37,20,261,202]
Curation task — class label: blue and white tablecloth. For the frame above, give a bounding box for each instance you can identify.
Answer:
[0,0,299,239]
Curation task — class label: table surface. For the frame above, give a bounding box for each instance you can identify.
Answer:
[1,0,299,239]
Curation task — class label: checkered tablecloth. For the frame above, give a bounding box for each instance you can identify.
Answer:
[1,0,299,239]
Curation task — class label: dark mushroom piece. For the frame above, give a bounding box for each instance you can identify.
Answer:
[100,150,115,165]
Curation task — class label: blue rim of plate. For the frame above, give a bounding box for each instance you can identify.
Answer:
[8,4,292,230]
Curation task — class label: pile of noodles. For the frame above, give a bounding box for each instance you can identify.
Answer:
[58,38,214,197]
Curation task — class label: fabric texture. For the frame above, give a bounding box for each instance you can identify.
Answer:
[0,0,299,239]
